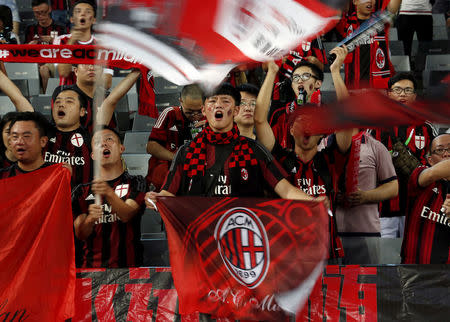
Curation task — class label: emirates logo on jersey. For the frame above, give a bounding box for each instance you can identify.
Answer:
[241,168,249,181]
[215,207,270,289]
[115,184,129,198]
[70,133,84,147]
[375,48,385,69]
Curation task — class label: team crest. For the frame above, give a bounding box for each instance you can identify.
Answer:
[70,133,84,147]
[375,48,385,69]
[415,135,426,150]
[115,184,129,198]
[215,207,270,289]
[241,168,249,181]
[301,41,311,52]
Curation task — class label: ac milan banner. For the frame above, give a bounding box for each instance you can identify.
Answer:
[73,265,450,321]
[0,164,75,321]
[156,197,329,320]
[97,0,344,87]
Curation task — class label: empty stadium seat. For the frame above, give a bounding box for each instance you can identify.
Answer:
[391,55,410,72]
[320,72,345,91]
[0,96,16,115]
[141,209,169,266]
[154,76,182,94]
[156,92,179,112]
[423,54,450,88]
[389,40,405,56]
[132,114,156,132]
[30,95,52,116]
[123,131,149,153]
[5,63,40,96]
[389,27,398,41]
[122,153,151,177]
[111,77,137,94]
[45,78,61,95]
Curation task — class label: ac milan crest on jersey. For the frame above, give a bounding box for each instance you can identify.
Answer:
[241,168,249,181]
[375,48,385,69]
[71,133,84,147]
[115,184,129,198]
[415,135,426,150]
[215,207,270,289]
[301,41,311,51]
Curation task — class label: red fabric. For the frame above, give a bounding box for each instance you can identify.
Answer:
[157,196,329,320]
[138,66,157,117]
[0,164,75,321]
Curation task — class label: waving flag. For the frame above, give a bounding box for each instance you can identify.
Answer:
[0,165,75,321]
[157,196,329,320]
[97,0,344,87]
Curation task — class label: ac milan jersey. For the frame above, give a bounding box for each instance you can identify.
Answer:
[24,21,68,44]
[371,124,436,217]
[271,135,348,259]
[72,171,147,268]
[45,125,92,186]
[401,166,450,264]
[0,162,52,179]
[163,138,286,197]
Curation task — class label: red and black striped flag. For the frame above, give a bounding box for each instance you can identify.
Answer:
[157,196,329,320]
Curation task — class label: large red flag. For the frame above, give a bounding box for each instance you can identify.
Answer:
[157,196,329,320]
[0,164,75,321]
[97,0,344,87]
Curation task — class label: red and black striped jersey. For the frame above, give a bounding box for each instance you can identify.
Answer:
[24,21,68,44]
[45,125,92,186]
[371,124,436,217]
[0,162,52,179]
[51,0,73,11]
[271,135,348,259]
[401,166,450,264]
[72,171,147,268]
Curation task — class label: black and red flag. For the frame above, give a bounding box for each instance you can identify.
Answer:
[157,196,329,320]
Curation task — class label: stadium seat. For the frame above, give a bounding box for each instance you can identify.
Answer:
[123,131,149,153]
[132,114,156,132]
[391,55,410,72]
[320,91,337,104]
[111,77,137,94]
[379,238,402,264]
[122,153,151,177]
[389,40,405,56]
[1,80,29,97]
[156,92,180,112]
[127,92,138,112]
[30,95,52,116]
[320,72,345,91]
[432,13,446,26]
[389,27,398,41]
[45,78,61,95]
[154,76,182,94]
[413,40,449,71]
[0,96,16,115]
[423,54,450,88]
[141,209,169,266]
[5,63,40,96]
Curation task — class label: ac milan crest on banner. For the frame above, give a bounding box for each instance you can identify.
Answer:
[97,0,344,87]
[157,197,329,320]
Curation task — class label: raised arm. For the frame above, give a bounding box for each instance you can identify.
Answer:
[329,45,349,101]
[387,0,402,14]
[97,70,140,125]
[418,159,450,187]
[0,70,33,112]
[254,61,278,152]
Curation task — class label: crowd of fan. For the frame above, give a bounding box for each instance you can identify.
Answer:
[0,0,449,268]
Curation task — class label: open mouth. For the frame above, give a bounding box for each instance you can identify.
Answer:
[57,110,65,117]
[103,149,111,157]
[214,110,223,120]
[16,148,26,154]
[80,18,86,24]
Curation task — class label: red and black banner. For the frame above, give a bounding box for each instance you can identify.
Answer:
[73,265,450,321]
[157,197,329,320]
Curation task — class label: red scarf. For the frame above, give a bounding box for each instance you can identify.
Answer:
[183,124,257,177]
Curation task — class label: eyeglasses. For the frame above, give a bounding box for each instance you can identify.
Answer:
[292,73,317,82]
[431,147,450,155]
[240,100,256,108]
[389,87,415,95]
[183,110,202,116]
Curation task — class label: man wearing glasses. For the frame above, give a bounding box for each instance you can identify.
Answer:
[234,83,259,140]
[371,72,437,238]
[401,133,450,264]
[266,60,324,149]
[146,84,205,191]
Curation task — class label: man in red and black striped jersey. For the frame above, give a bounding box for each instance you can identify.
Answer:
[53,0,113,88]
[73,126,147,268]
[146,84,205,191]
[401,134,450,264]
[267,60,324,150]
[0,112,59,178]
[26,0,69,93]
[371,72,437,238]
[255,52,354,261]
[145,84,318,204]
[332,0,401,89]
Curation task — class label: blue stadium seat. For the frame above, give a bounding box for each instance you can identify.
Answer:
[5,63,40,96]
